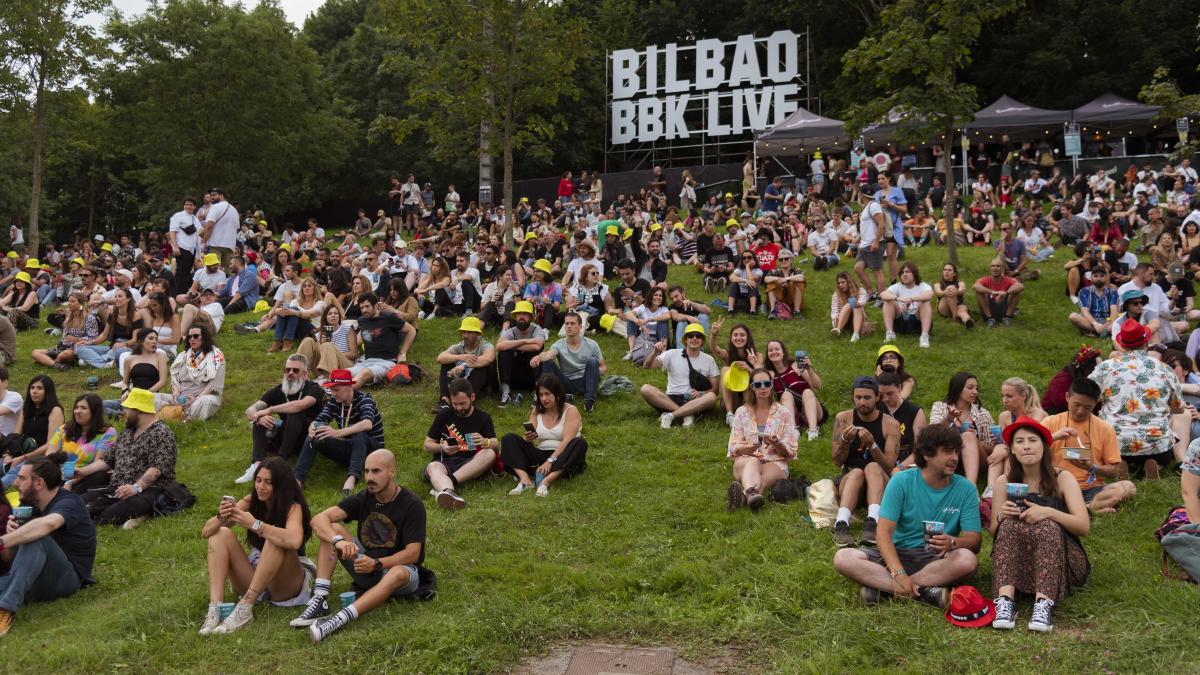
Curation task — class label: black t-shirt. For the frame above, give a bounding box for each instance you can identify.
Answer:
[39,489,97,585]
[844,410,886,470]
[696,233,715,256]
[426,407,496,458]
[704,247,734,273]
[640,257,668,284]
[357,312,408,360]
[337,486,425,564]
[1157,277,1195,312]
[615,278,653,311]
[260,381,326,422]
[882,400,921,457]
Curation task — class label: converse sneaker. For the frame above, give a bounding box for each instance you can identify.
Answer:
[807,428,819,442]
[1028,597,1054,632]
[436,488,466,510]
[508,482,534,496]
[289,594,331,627]
[535,484,550,497]
[212,602,253,634]
[850,333,860,343]
[884,331,897,341]
[917,585,949,609]
[234,462,259,485]
[198,603,221,636]
[918,334,930,349]
[681,415,695,428]
[991,595,1016,630]
[659,412,674,429]
[498,392,512,407]
[308,615,344,643]
[861,585,882,606]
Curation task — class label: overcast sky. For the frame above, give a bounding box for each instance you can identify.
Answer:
[105,0,327,28]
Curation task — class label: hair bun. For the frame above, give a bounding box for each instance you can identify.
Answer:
[45,451,69,465]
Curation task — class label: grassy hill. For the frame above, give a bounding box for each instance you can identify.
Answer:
[5,242,1196,673]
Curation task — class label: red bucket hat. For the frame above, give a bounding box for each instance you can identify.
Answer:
[324,369,354,388]
[1002,415,1053,448]
[945,586,994,628]
[1115,319,1150,350]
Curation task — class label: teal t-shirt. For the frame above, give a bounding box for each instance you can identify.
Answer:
[879,468,981,550]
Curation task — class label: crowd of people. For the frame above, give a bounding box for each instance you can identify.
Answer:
[1,150,1199,641]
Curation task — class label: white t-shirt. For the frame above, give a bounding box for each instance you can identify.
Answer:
[202,300,225,332]
[191,267,227,292]
[102,286,143,303]
[204,201,239,249]
[445,191,461,212]
[274,279,301,303]
[0,390,22,436]
[808,228,836,256]
[659,348,719,396]
[389,253,420,275]
[451,267,481,304]
[566,256,603,283]
[885,282,933,312]
[859,201,884,245]
[810,158,826,178]
[169,210,202,255]
[971,180,993,195]
[1015,227,1046,249]
[1117,280,1172,316]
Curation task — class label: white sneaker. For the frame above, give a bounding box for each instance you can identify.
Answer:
[122,515,149,530]
[919,334,930,349]
[850,333,860,343]
[725,412,735,427]
[109,380,124,389]
[535,484,549,497]
[807,428,819,441]
[213,602,253,634]
[682,415,695,428]
[884,331,896,341]
[198,603,221,636]
[659,412,674,429]
[508,482,534,496]
[234,462,259,484]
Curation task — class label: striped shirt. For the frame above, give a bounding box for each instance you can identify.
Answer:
[312,390,385,448]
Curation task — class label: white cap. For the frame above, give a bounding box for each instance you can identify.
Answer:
[93,234,104,242]
[395,239,408,249]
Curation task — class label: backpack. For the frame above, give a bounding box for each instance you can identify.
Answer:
[1156,506,1190,542]
[152,481,196,517]
[387,362,425,386]
[770,302,793,320]
[1162,523,1200,583]
[769,475,809,503]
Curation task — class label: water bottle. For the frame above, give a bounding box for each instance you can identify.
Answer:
[265,417,283,440]
[458,360,473,379]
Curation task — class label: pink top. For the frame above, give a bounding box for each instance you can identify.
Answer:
[727,402,798,465]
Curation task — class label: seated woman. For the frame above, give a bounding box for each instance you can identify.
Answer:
[74,289,141,368]
[479,265,521,329]
[139,291,181,358]
[378,277,419,324]
[726,367,798,511]
[0,375,65,488]
[829,271,867,341]
[32,292,100,369]
[727,251,763,315]
[929,371,997,485]
[54,394,118,494]
[296,303,358,378]
[875,345,915,400]
[933,263,974,328]
[414,256,452,318]
[104,329,170,417]
[271,277,324,353]
[164,324,226,421]
[499,373,588,497]
[996,377,1045,426]
[0,271,40,330]
[562,263,614,325]
[903,206,934,247]
[764,250,806,319]
[626,286,670,365]
[989,417,1090,633]
[199,457,314,635]
[522,259,564,331]
[763,339,826,441]
[708,317,760,426]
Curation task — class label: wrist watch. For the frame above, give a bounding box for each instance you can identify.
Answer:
[373,559,383,573]
[547,456,557,464]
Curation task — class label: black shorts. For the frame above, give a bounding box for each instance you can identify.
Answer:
[862,546,941,576]
[668,393,690,407]
[1122,450,1172,475]
[895,313,922,334]
[424,452,477,482]
[1081,485,1105,503]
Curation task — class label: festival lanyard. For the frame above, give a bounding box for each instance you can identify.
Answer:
[340,399,353,429]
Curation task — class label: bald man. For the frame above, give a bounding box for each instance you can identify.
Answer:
[293,450,429,642]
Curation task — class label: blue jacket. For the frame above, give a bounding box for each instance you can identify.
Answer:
[221,265,259,306]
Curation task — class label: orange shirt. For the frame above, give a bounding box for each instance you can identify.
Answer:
[1043,411,1120,489]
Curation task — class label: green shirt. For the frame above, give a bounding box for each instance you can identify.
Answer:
[879,468,981,550]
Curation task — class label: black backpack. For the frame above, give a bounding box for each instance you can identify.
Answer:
[769,475,810,504]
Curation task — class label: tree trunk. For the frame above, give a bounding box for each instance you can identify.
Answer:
[87,168,97,237]
[943,132,958,266]
[27,62,46,254]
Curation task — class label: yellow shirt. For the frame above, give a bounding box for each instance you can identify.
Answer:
[1043,411,1120,489]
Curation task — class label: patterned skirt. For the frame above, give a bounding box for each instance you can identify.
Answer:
[991,518,1089,602]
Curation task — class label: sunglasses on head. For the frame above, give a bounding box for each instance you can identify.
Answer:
[751,380,773,389]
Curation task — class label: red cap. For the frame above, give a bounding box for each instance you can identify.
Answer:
[324,369,354,388]
[945,586,994,628]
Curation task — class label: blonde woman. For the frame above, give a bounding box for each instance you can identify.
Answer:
[32,292,98,368]
[270,278,325,353]
[415,256,452,317]
[296,304,358,377]
[830,271,868,342]
[996,377,1046,426]
[726,367,798,510]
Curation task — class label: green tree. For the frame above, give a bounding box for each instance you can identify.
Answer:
[381,0,584,245]
[841,0,1022,265]
[0,0,110,252]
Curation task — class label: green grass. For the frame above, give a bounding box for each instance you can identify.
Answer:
[4,242,1197,673]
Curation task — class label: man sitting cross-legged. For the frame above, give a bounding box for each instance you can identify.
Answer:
[832,424,982,609]
[638,323,719,429]
[291,449,429,643]
[422,378,499,510]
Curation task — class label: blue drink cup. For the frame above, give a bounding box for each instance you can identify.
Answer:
[13,505,33,525]
[464,434,475,451]
[339,591,357,609]
[85,376,99,391]
[218,602,236,620]
[990,425,1002,440]
[62,461,76,479]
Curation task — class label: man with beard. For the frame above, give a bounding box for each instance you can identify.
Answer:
[422,378,498,510]
[293,449,428,643]
[236,355,326,484]
[294,369,385,496]
[349,293,417,389]
[496,302,547,407]
[829,377,900,549]
[80,389,178,529]
[441,252,482,317]
[530,311,605,412]
[0,452,97,636]
[435,317,496,405]
[833,424,981,609]
[201,188,239,267]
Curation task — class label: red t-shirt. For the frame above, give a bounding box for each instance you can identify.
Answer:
[754,243,781,272]
[977,275,1016,292]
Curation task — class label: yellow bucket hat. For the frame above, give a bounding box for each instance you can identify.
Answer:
[598,313,616,332]
[533,259,553,275]
[511,301,534,316]
[122,388,157,414]
[14,271,30,284]
[458,316,483,333]
[24,258,39,269]
[683,323,706,337]
[101,243,113,252]
[724,366,749,392]
[203,252,220,266]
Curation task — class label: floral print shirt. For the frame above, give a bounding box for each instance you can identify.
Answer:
[107,420,177,486]
[727,403,798,465]
[1090,350,1182,457]
[1183,437,1200,476]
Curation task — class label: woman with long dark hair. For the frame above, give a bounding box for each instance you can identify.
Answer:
[54,394,117,493]
[989,417,1089,632]
[709,317,760,425]
[296,303,357,377]
[199,456,314,635]
[0,375,65,487]
[763,339,826,441]
[499,373,587,497]
[166,323,226,421]
[874,345,916,400]
[929,371,997,485]
[139,291,180,356]
[74,288,140,368]
[0,271,40,330]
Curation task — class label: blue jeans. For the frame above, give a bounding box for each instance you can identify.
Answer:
[74,344,114,367]
[674,314,711,348]
[294,432,375,483]
[274,315,310,341]
[0,536,82,612]
[541,357,599,403]
[36,284,55,305]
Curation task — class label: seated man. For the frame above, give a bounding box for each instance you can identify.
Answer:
[638,323,719,429]
[1068,264,1119,337]
[292,449,428,642]
[349,293,417,389]
[179,287,226,338]
[530,311,605,412]
[175,252,227,308]
[81,388,178,529]
[973,258,1025,327]
[832,424,981,609]
[497,301,547,407]
[294,369,384,495]
[880,262,933,348]
[217,254,258,314]
[435,316,496,406]
[830,376,900,548]
[1045,377,1136,514]
[0,453,97,635]
[422,378,498,510]
[441,252,481,317]
[236,354,326,484]
[701,234,735,294]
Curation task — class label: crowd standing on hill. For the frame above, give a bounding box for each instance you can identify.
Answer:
[1,151,1199,639]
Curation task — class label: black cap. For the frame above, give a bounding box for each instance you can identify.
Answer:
[852,375,879,392]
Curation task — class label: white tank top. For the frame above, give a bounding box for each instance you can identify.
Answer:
[535,409,581,453]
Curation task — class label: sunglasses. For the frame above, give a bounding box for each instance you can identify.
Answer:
[686,333,704,339]
[284,367,303,374]
[751,381,773,389]
[187,333,203,339]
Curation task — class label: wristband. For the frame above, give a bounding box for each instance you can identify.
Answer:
[133,483,143,494]
[332,535,345,546]
[890,569,907,579]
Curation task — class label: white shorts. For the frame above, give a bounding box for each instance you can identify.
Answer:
[248,548,314,607]
[350,358,394,384]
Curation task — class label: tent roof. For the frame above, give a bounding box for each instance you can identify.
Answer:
[1073,93,1161,123]
[967,95,1070,129]
[756,106,848,153]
